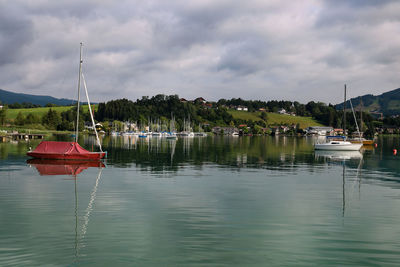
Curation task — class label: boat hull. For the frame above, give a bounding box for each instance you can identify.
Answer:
[27,151,106,160]
[27,141,106,160]
[350,139,374,145]
[314,142,362,151]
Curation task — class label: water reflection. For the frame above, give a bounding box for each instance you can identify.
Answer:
[95,135,369,172]
[26,158,104,264]
[97,136,318,170]
[27,159,105,176]
[314,150,363,161]
[4,134,400,178]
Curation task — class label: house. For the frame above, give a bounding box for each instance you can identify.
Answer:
[179,98,188,103]
[259,108,266,112]
[194,97,206,104]
[306,126,334,136]
[236,106,248,111]
[280,125,289,132]
[212,126,239,135]
[277,108,286,114]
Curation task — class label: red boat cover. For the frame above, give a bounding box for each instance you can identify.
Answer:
[32,141,90,155]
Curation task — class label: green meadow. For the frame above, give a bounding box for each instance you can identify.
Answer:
[228,110,323,128]
[6,105,97,120]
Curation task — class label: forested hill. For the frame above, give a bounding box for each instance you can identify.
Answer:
[335,88,400,116]
[0,88,75,106]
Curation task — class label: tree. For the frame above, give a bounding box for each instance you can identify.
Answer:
[42,109,61,129]
[15,112,26,125]
[25,113,40,124]
[260,111,268,122]
[0,106,7,125]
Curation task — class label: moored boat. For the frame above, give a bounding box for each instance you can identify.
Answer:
[349,138,374,145]
[314,136,362,151]
[27,43,106,160]
[314,85,363,152]
[27,141,106,160]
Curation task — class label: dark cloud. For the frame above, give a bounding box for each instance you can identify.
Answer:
[0,3,33,65]
[0,1,400,104]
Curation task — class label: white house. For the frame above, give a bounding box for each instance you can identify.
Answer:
[278,108,286,114]
[306,126,334,136]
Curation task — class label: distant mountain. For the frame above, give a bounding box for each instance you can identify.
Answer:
[0,88,85,106]
[336,88,400,116]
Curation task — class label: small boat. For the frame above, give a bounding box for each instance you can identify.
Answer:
[138,133,147,138]
[349,138,374,145]
[27,141,106,160]
[27,43,106,160]
[314,136,362,151]
[165,131,178,139]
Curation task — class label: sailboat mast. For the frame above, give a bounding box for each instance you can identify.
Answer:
[343,84,346,136]
[360,97,363,133]
[75,42,83,143]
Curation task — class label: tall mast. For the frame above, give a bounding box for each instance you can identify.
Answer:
[360,96,363,133]
[343,84,346,136]
[75,42,83,143]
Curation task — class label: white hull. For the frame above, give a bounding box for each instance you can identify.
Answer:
[314,141,362,151]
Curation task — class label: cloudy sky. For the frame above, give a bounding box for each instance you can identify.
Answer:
[1,0,400,104]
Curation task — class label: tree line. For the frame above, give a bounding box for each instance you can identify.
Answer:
[0,95,384,136]
[94,94,379,135]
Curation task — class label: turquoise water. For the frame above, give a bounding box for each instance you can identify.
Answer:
[1,135,400,266]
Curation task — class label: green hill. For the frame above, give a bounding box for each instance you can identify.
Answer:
[336,87,400,116]
[228,110,323,128]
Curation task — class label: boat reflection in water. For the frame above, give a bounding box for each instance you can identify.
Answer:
[27,159,105,176]
[315,149,364,217]
[27,158,104,262]
[314,150,363,161]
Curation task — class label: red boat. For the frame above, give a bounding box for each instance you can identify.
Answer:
[27,44,107,161]
[27,141,106,160]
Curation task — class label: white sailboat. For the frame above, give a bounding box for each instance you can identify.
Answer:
[314,136,362,151]
[314,85,362,151]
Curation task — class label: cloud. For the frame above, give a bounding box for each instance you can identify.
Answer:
[0,0,400,104]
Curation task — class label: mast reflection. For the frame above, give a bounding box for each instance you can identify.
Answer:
[26,159,104,263]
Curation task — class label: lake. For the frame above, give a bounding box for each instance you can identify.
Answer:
[1,135,400,266]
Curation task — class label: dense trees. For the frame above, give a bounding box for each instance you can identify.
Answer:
[0,95,385,136]
[7,102,42,109]
[95,94,233,130]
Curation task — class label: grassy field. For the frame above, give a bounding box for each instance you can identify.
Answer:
[6,105,97,120]
[228,110,324,128]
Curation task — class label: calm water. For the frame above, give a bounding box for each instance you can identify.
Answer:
[1,135,400,266]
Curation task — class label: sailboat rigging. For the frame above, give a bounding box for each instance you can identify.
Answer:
[314,84,362,151]
[27,43,106,160]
